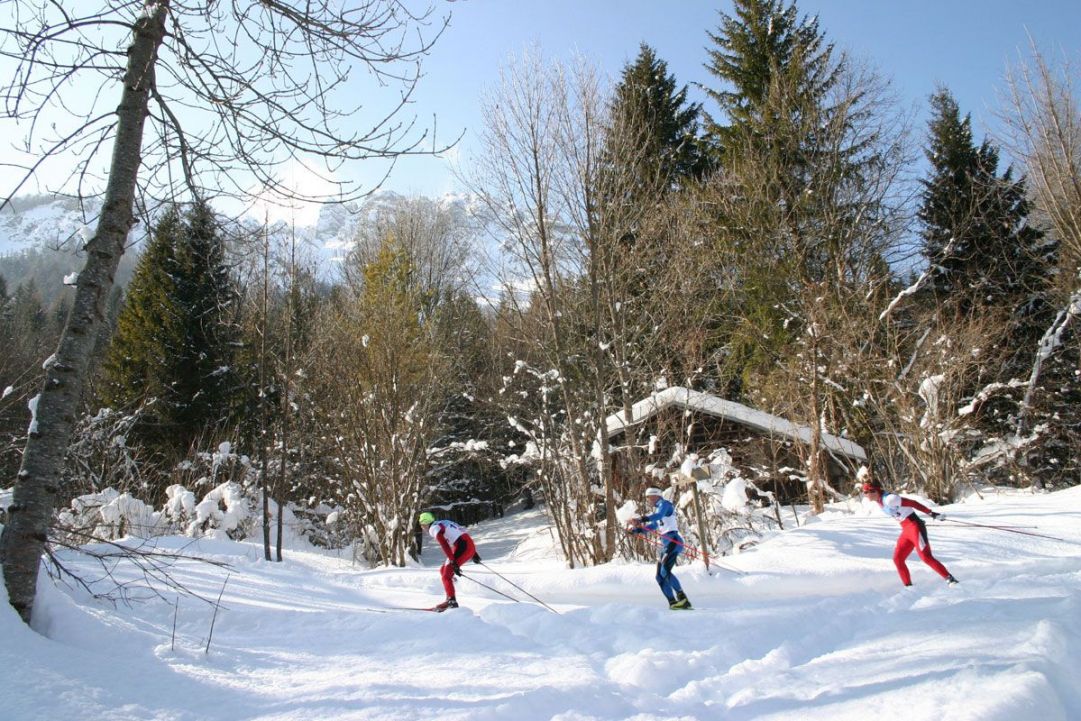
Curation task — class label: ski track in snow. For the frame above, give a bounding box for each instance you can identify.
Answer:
[5,488,1081,721]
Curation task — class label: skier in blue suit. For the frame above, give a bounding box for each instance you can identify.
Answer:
[631,487,693,610]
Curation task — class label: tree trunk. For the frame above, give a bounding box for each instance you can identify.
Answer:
[0,6,168,624]
[259,228,272,561]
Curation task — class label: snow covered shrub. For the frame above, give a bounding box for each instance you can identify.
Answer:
[51,479,258,544]
[634,450,785,563]
[62,406,147,496]
[292,502,350,549]
[161,484,196,529]
[172,441,256,492]
[187,481,255,540]
[163,442,260,539]
[55,487,167,543]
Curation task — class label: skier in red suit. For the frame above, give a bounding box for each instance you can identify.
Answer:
[859,467,959,587]
[418,512,480,610]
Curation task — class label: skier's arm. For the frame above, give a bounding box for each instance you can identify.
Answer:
[900,497,933,515]
[638,500,671,530]
[434,526,455,560]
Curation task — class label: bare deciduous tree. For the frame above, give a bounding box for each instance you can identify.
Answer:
[0,0,449,624]
[309,236,448,567]
[468,52,671,565]
[1001,46,1081,431]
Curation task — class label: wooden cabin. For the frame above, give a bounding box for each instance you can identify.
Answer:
[605,386,867,503]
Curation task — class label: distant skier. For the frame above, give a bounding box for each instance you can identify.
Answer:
[859,467,959,588]
[418,512,481,610]
[630,487,692,610]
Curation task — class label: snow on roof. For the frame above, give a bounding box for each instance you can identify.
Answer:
[605,386,867,462]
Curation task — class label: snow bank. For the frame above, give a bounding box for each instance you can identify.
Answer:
[4,487,1080,721]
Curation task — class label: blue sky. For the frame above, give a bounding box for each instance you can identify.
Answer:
[376,0,1081,197]
[1,1,1077,212]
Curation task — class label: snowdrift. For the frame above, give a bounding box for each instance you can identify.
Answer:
[4,487,1080,721]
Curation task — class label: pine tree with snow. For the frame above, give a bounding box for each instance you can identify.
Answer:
[99,203,239,480]
[597,44,712,402]
[916,88,1072,490]
[167,201,240,439]
[426,290,519,526]
[697,0,896,399]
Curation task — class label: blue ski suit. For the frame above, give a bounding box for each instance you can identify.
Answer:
[633,498,686,603]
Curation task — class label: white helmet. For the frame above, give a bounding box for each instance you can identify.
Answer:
[644,487,663,497]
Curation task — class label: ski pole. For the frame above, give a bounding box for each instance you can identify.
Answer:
[628,525,702,559]
[942,517,1071,543]
[627,526,746,576]
[459,571,522,603]
[939,520,1039,530]
[477,562,560,614]
[647,526,750,577]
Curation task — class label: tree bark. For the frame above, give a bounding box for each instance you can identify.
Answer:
[0,5,168,624]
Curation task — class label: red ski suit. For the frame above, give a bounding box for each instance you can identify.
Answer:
[428,520,476,599]
[876,493,952,585]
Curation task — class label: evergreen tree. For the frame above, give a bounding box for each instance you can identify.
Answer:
[699,0,888,390]
[597,44,710,399]
[100,203,239,471]
[426,290,516,521]
[167,201,240,436]
[702,0,839,156]
[917,88,1064,489]
[919,87,1052,328]
[101,207,182,416]
[608,43,706,187]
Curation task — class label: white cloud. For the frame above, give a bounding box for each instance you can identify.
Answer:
[250,159,341,227]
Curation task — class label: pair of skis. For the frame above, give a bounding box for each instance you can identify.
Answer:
[367,561,560,614]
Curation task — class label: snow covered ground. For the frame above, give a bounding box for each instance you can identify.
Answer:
[5,487,1081,721]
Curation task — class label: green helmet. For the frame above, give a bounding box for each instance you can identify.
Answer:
[418,511,436,526]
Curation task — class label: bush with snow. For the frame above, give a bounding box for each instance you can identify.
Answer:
[637,449,786,561]
[55,488,166,544]
[188,481,254,540]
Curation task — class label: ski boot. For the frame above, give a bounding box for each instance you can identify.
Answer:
[669,591,693,610]
[433,597,459,612]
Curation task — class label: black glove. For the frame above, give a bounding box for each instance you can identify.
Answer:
[472,552,482,564]
[638,516,650,524]
[451,562,462,577]
[930,511,945,521]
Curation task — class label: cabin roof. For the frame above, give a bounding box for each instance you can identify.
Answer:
[605,386,867,462]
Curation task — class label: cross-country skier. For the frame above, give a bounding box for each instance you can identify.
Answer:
[859,467,959,588]
[418,512,481,610]
[630,487,692,610]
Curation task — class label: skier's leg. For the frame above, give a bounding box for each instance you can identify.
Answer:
[655,544,678,602]
[455,535,476,566]
[664,545,684,595]
[893,534,915,586]
[440,562,456,598]
[914,526,951,579]
[655,562,675,601]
